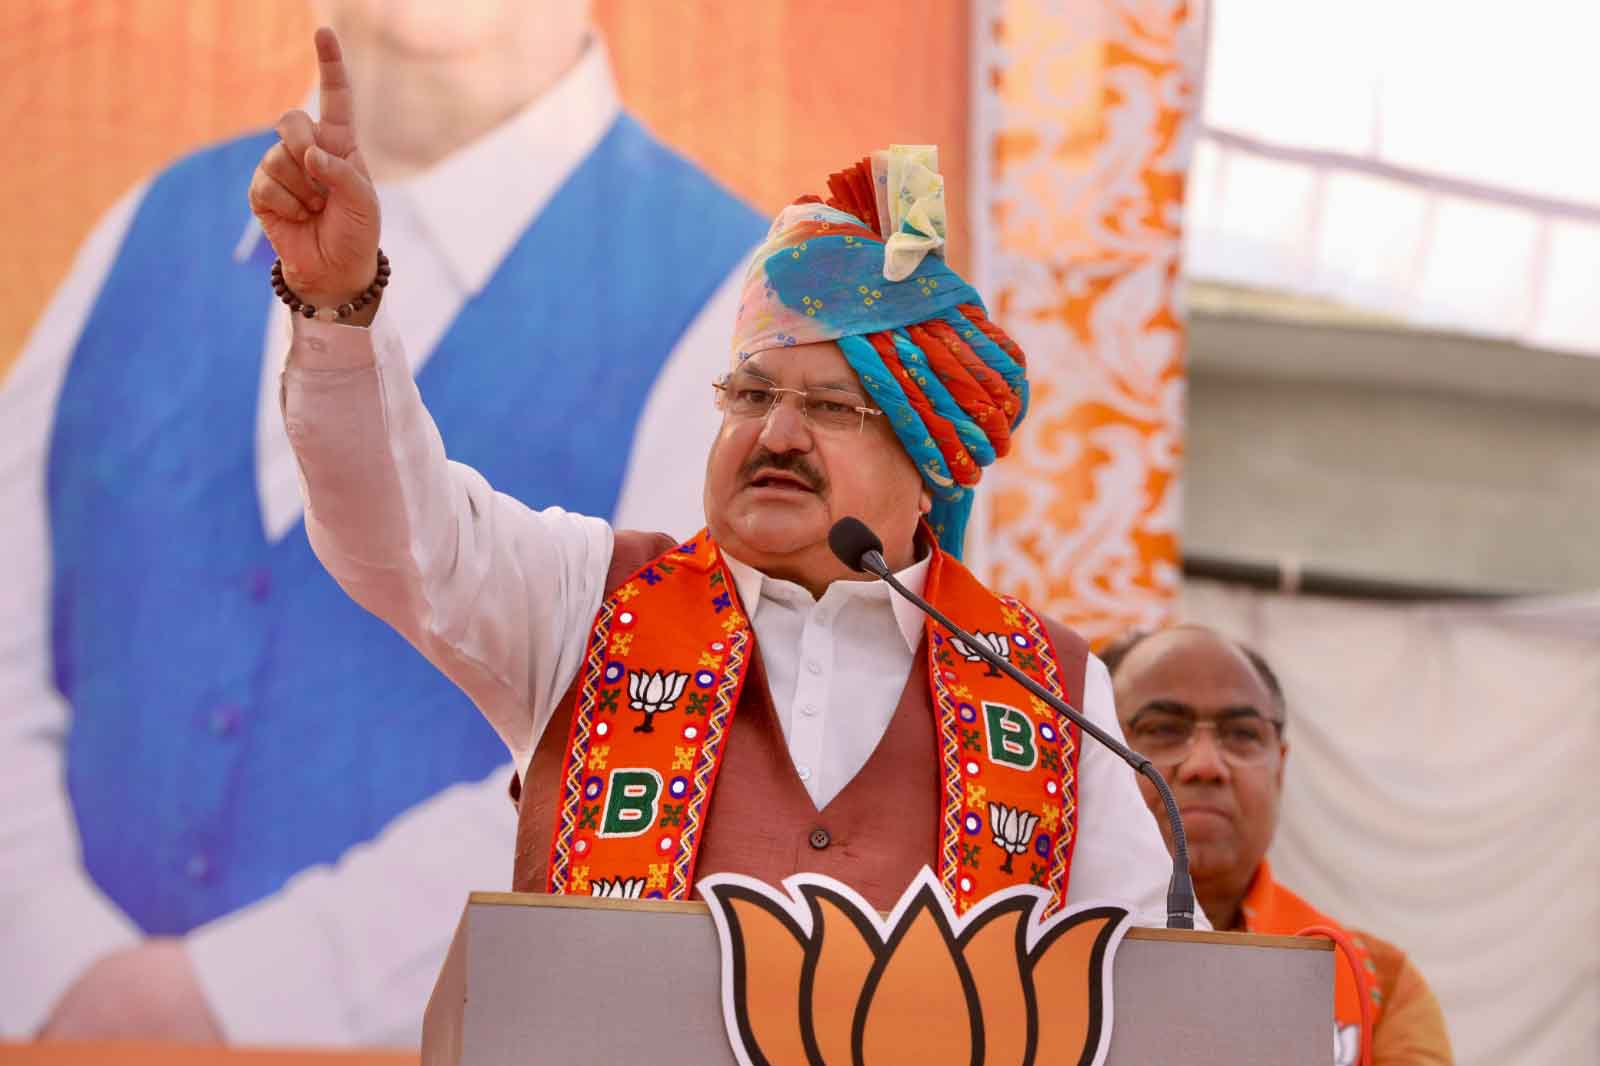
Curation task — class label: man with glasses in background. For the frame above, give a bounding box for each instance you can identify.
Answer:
[1103,626,1452,1066]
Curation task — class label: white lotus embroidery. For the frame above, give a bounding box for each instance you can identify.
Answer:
[987,802,1041,874]
[589,876,646,900]
[1334,1022,1360,1066]
[951,631,1012,677]
[627,669,690,733]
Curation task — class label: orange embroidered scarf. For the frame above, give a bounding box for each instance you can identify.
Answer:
[545,529,1082,914]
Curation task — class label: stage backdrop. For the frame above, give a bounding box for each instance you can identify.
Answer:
[0,0,1193,1048]
[1183,580,1600,1066]
[974,0,1196,644]
[0,0,971,379]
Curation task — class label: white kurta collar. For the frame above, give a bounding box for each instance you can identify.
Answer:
[721,547,932,655]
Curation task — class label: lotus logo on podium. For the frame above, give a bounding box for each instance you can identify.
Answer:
[700,868,1131,1066]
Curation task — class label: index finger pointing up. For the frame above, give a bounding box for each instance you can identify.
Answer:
[313,27,357,150]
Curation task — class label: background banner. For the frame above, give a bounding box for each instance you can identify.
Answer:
[974,0,1198,644]
[0,0,1191,1047]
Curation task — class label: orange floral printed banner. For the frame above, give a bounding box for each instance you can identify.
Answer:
[974,0,1203,645]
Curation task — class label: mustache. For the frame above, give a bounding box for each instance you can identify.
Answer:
[739,449,826,493]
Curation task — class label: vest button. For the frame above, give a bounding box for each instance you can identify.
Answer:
[809,828,831,850]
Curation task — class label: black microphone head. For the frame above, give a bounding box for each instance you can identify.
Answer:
[828,517,885,573]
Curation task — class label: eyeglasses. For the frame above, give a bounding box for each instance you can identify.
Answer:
[1125,710,1284,767]
[713,374,884,434]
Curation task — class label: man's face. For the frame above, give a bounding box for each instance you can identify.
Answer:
[1111,628,1287,890]
[703,341,928,578]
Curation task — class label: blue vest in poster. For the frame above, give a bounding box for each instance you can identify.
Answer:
[48,117,765,934]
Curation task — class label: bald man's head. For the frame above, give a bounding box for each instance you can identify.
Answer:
[1102,625,1286,727]
[1105,625,1290,925]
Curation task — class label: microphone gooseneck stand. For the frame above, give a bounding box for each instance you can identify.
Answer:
[827,517,1196,929]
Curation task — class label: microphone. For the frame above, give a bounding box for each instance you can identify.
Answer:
[828,517,1196,929]
[827,516,890,580]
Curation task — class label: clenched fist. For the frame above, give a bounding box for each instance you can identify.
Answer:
[248,27,381,316]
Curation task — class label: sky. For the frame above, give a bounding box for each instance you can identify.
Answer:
[1184,0,1600,354]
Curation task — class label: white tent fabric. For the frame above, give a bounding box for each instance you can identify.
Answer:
[1180,579,1600,1066]
[1184,0,1600,355]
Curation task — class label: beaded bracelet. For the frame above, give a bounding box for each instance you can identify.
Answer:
[271,250,390,322]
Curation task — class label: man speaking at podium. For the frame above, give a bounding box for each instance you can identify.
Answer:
[254,28,1180,920]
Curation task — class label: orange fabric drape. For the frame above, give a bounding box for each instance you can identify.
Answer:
[974,0,1200,643]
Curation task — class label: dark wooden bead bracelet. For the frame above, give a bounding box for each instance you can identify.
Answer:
[271,250,390,321]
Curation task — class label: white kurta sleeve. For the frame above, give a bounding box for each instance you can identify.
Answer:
[281,309,614,771]
[0,185,148,1035]
[1063,655,1212,929]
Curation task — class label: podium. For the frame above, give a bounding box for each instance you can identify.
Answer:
[422,891,1333,1065]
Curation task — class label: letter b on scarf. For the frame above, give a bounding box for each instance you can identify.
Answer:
[600,768,663,837]
[984,703,1038,770]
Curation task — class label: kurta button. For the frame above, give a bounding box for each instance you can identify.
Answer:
[209,705,240,737]
[809,828,831,850]
[247,567,273,603]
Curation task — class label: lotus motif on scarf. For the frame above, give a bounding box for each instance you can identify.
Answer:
[987,803,1040,875]
[627,669,690,733]
[589,876,646,900]
[700,868,1128,1066]
[950,631,1011,677]
[1335,1022,1360,1066]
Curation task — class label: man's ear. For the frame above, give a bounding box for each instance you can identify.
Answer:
[919,485,933,515]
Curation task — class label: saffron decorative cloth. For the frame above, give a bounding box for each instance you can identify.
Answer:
[546,529,1085,914]
[730,146,1030,556]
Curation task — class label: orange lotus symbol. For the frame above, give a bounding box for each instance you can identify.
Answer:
[700,868,1129,1066]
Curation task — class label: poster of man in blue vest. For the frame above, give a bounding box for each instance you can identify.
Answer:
[0,0,770,1044]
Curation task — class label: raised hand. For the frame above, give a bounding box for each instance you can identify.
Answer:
[248,27,381,311]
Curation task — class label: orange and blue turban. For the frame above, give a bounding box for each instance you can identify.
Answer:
[730,146,1029,558]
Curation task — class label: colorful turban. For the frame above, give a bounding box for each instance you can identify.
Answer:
[730,146,1029,558]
